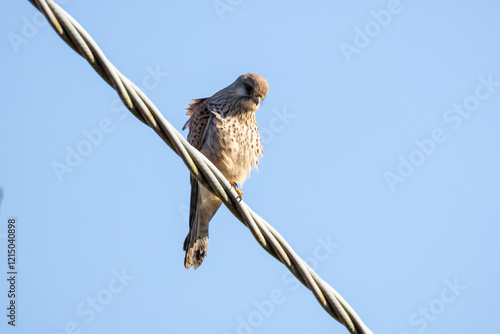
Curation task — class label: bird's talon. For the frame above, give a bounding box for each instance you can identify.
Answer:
[231,182,243,201]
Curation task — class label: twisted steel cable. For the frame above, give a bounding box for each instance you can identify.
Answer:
[27,1,373,333]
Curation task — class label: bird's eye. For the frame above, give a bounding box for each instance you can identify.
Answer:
[244,83,254,95]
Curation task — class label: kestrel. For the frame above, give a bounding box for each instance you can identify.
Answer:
[182,73,269,269]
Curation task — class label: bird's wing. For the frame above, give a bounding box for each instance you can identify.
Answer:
[183,98,211,147]
[183,98,222,268]
[183,98,211,237]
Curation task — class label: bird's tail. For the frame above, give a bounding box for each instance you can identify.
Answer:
[183,183,222,269]
[183,229,208,269]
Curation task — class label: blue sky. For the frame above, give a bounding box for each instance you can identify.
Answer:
[1,1,499,333]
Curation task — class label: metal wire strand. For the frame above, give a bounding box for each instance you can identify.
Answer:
[27,1,373,333]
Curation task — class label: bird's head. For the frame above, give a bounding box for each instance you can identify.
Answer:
[229,73,269,111]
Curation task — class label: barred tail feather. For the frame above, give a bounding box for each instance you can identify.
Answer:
[183,180,222,269]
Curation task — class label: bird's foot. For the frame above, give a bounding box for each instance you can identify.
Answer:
[230,182,243,201]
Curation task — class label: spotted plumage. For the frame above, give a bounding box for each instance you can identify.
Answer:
[182,73,269,269]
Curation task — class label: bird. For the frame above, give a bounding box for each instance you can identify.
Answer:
[182,73,269,269]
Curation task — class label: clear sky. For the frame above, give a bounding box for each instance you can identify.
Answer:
[1,1,499,333]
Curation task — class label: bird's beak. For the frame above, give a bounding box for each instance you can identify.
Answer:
[253,96,261,105]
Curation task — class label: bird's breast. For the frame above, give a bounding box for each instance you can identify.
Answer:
[208,114,262,184]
